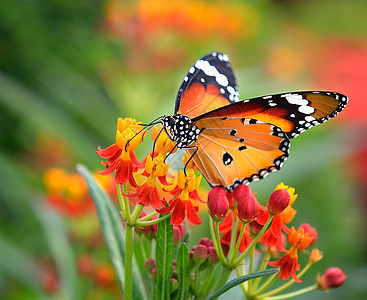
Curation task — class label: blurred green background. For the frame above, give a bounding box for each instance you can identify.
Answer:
[1,0,366,299]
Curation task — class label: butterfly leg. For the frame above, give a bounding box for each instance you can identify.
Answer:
[163,143,178,163]
[152,126,164,157]
[183,146,198,176]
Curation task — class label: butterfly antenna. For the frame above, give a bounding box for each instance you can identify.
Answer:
[125,117,163,152]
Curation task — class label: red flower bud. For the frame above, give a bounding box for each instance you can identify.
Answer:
[298,223,318,245]
[268,189,290,215]
[318,267,346,291]
[233,185,253,203]
[237,195,259,223]
[208,187,229,221]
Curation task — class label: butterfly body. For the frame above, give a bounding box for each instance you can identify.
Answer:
[157,52,348,191]
[162,114,200,148]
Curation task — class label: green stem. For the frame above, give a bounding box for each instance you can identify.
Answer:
[123,185,131,222]
[235,264,248,296]
[254,273,278,296]
[116,184,127,219]
[227,210,239,258]
[135,212,172,227]
[263,284,318,300]
[199,264,216,296]
[129,204,144,225]
[229,223,246,264]
[212,266,232,292]
[248,247,255,293]
[125,224,134,300]
[138,211,159,221]
[258,261,312,298]
[214,220,230,268]
[233,215,273,266]
[252,249,271,291]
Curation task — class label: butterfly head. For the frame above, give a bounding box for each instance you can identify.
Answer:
[162,114,199,148]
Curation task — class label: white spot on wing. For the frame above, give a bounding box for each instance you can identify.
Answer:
[286,94,308,106]
[298,105,315,114]
[194,59,229,86]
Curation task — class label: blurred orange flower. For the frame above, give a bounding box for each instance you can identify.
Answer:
[43,168,94,217]
[106,0,258,41]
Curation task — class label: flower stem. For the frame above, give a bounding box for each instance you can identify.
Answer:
[252,249,271,291]
[135,212,172,227]
[248,247,255,293]
[233,215,273,266]
[116,184,126,218]
[124,223,134,300]
[262,284,318,300]
[130,204,144,225]
[235,264,249,296]
[229,223,246,264]
[212,266,232,292]
[199,264,216,296]
[138,211,159,221]
[214,220,230,268]
[253,273,279,296]
[227,210,239,258]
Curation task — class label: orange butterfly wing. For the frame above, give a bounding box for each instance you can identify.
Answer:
[192,91,348,139]
[175,52,239,118]
[186,117,289,190]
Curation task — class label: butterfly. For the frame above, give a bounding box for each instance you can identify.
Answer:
[155,52,348,191]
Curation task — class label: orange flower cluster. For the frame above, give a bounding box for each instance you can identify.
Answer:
[97,118,204,225]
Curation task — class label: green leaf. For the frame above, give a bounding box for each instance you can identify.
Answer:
[176,243,190,300]
[205,269,279,300]
[155,215,174,300]
[77,164,147,300]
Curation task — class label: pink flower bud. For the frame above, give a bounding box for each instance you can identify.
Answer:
[207,246,218,263]
[192,244,208,262]
[173,223,185,244]
[318,267,346,291]
[145,258,156,273]
[208,187,229,221]
[298,223,318,245]
[198,237,213,247]
[268,189,290,215]
[237,195,259,223]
